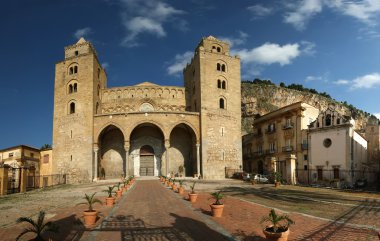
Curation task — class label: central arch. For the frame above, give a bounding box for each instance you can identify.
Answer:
[129,123,165,177]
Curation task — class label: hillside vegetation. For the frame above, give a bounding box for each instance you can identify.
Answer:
[241,79,377,134]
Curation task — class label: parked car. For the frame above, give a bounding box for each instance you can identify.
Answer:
[253,174,269,183]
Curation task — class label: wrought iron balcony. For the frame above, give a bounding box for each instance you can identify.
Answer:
[265,149,276,154]
[265,128,276,134]
[253,151,264,156]
[282,146,293,152]
[282,123,294,129]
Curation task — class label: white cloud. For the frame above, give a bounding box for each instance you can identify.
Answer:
[333,79,350,85]
[219,31,248,48]
[373,113,380,119]
[284,0,323,31]
[120,0,185,47]
[305,75,323,82]
[167,51,193,75]
[234,42,301,66]
[102,62,110,70]
[247,4,274,18]
[351,73,380,89]
[300,41,316,55]
[73,27,92,39]
[336,0,380,24]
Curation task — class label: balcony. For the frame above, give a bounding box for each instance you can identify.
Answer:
[301,143,308,150]
[253,151,264,157]
[282,146,293,152]
[282,122,294,129]
[265,149,276,154]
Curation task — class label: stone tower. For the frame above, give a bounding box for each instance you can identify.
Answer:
[184,36,242,179]
[52,38,106,183]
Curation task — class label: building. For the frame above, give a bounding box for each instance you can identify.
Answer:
[242,102,319,184]
[306,107,368,185]
[52,36,242,183]
[0,145,41,170]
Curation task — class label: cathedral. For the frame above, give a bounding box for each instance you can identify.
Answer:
[52,36,242,183]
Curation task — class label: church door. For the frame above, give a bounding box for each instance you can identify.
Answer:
[140,145,154,176]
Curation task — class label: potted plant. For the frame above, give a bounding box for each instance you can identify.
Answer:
[209,191,224,217]
[103,186,116,206]
[115,182,122,198]
[188,181,198,203]
[273,172,282,187]
[172,179,177,191]
[16,210,58,241]
[77,192,102,226]
[260,209,294,241]
[178,180,185,194]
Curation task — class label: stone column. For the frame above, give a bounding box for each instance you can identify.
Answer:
[196,143,200,178]
[165,140,170,176]
[93,145,99,181]
[0,166,9,195]
[124,142,130,177]
[20,167,28,193]
[286,154,297,185]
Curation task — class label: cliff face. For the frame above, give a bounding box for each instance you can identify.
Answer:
[241,83,369,133]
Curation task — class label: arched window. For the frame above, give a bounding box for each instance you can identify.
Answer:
[219,98,225,109]
[216,63,221,71]
[74,66,78,74]
[337,118,341,125]
[212,46,216,50]
[222,81,226,89]
[221,64,226,72]
[73,83,77,93]
[69,84,73,94]
[69,102,75,114]
[217,47,221,52]
[217,79,221,88]
[325,114,331,126]
[69,67,73,75]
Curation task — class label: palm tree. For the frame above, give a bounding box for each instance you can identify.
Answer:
[40,144,52,150]
[260,209,294,233]
[77,192,102,211]
[16,210,58,241]
[210,191,224,205]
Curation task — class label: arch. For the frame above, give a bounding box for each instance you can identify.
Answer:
[217,79,221,88]
[169,121,200,143]
[67,62,78,75]
[69,102,76,114]
[216,63,221,71]
[325,114,332,126]
[216,60,227,72]
[98,125,126,179]
[219,97,226,109]
[140,145,154,155]
[128,120,167,141]
[69,84,73,94]
[222,80,226,89]
[67,80,78,94]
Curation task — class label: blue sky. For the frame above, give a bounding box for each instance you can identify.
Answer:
[1,0,380,149]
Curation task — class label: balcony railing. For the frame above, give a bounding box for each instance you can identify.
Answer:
[265,149,276,154]
[301,143,308,150]
[253,151,264,156]
[282,146,293,152]
[282,123,294,129]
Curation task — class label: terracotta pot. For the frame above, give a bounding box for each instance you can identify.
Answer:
[106,197,115,206]
[116,190,122,198]
[263,227,290,241]
[210,204,224,217]
[188,193,198,203]
[172,184,177,191]
[275,182,281,188]
[83,210,98,226]
[178,186,184,194]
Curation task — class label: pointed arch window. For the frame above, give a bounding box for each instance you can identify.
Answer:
[222,81,226,89]
[325,114,332,126]
[69,85,73,94]
[217,63,221,71]
[69,102,76,114]
[217,79,221,88]
[221,64,226,72]
[219,98,226,109]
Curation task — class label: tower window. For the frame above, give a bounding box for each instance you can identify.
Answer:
[217,79,221,88]
[69,84,73,94]
[98,68,100,79]
[68,65,78,75]
[219,98,225,109]
[217,63,221,71]
[73,83,77,92]
[96,102,99,114]
[221,64,226,72]
[75,51,79,56]
[74,66,78,74]
[217,47,221,52]
[222,81,226,89]
[69,102,76,114]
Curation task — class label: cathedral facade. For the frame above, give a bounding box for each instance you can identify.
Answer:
[52,36,242,183]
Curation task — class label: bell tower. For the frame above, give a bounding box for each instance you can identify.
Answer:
[184,36,242,179]
[52,38,106,183]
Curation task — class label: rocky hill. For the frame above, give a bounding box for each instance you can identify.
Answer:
[241,80,376,134]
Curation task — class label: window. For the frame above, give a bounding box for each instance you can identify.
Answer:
[333,167,340,179]
[221,64,226,72]
[257,145,263,153]
[31,153,34,158]
[304,154,308,161]
[75,51,78,56]
[219,98,225,109]
[323,138,332,148]
[221,81,226,89]
[304,165,308,170]
[73,83,77,92]
[74,66,78,74]
[96,102,99,114]
[221,127,225,136]
[97,68,100,79]
[43,154,49,164]
[217,79,221,88]
[69,84,73,93]
[70,102,76,114]
[337,118,341,125]
[325,114,332,126]
[269,143,275,152]
[217,47,221,52]
[220,150,225,160]
[9,152,14,158]
[217,63,221,71]
[68,65,78,75]
[97,85,100,96]
[268,123,275,132]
